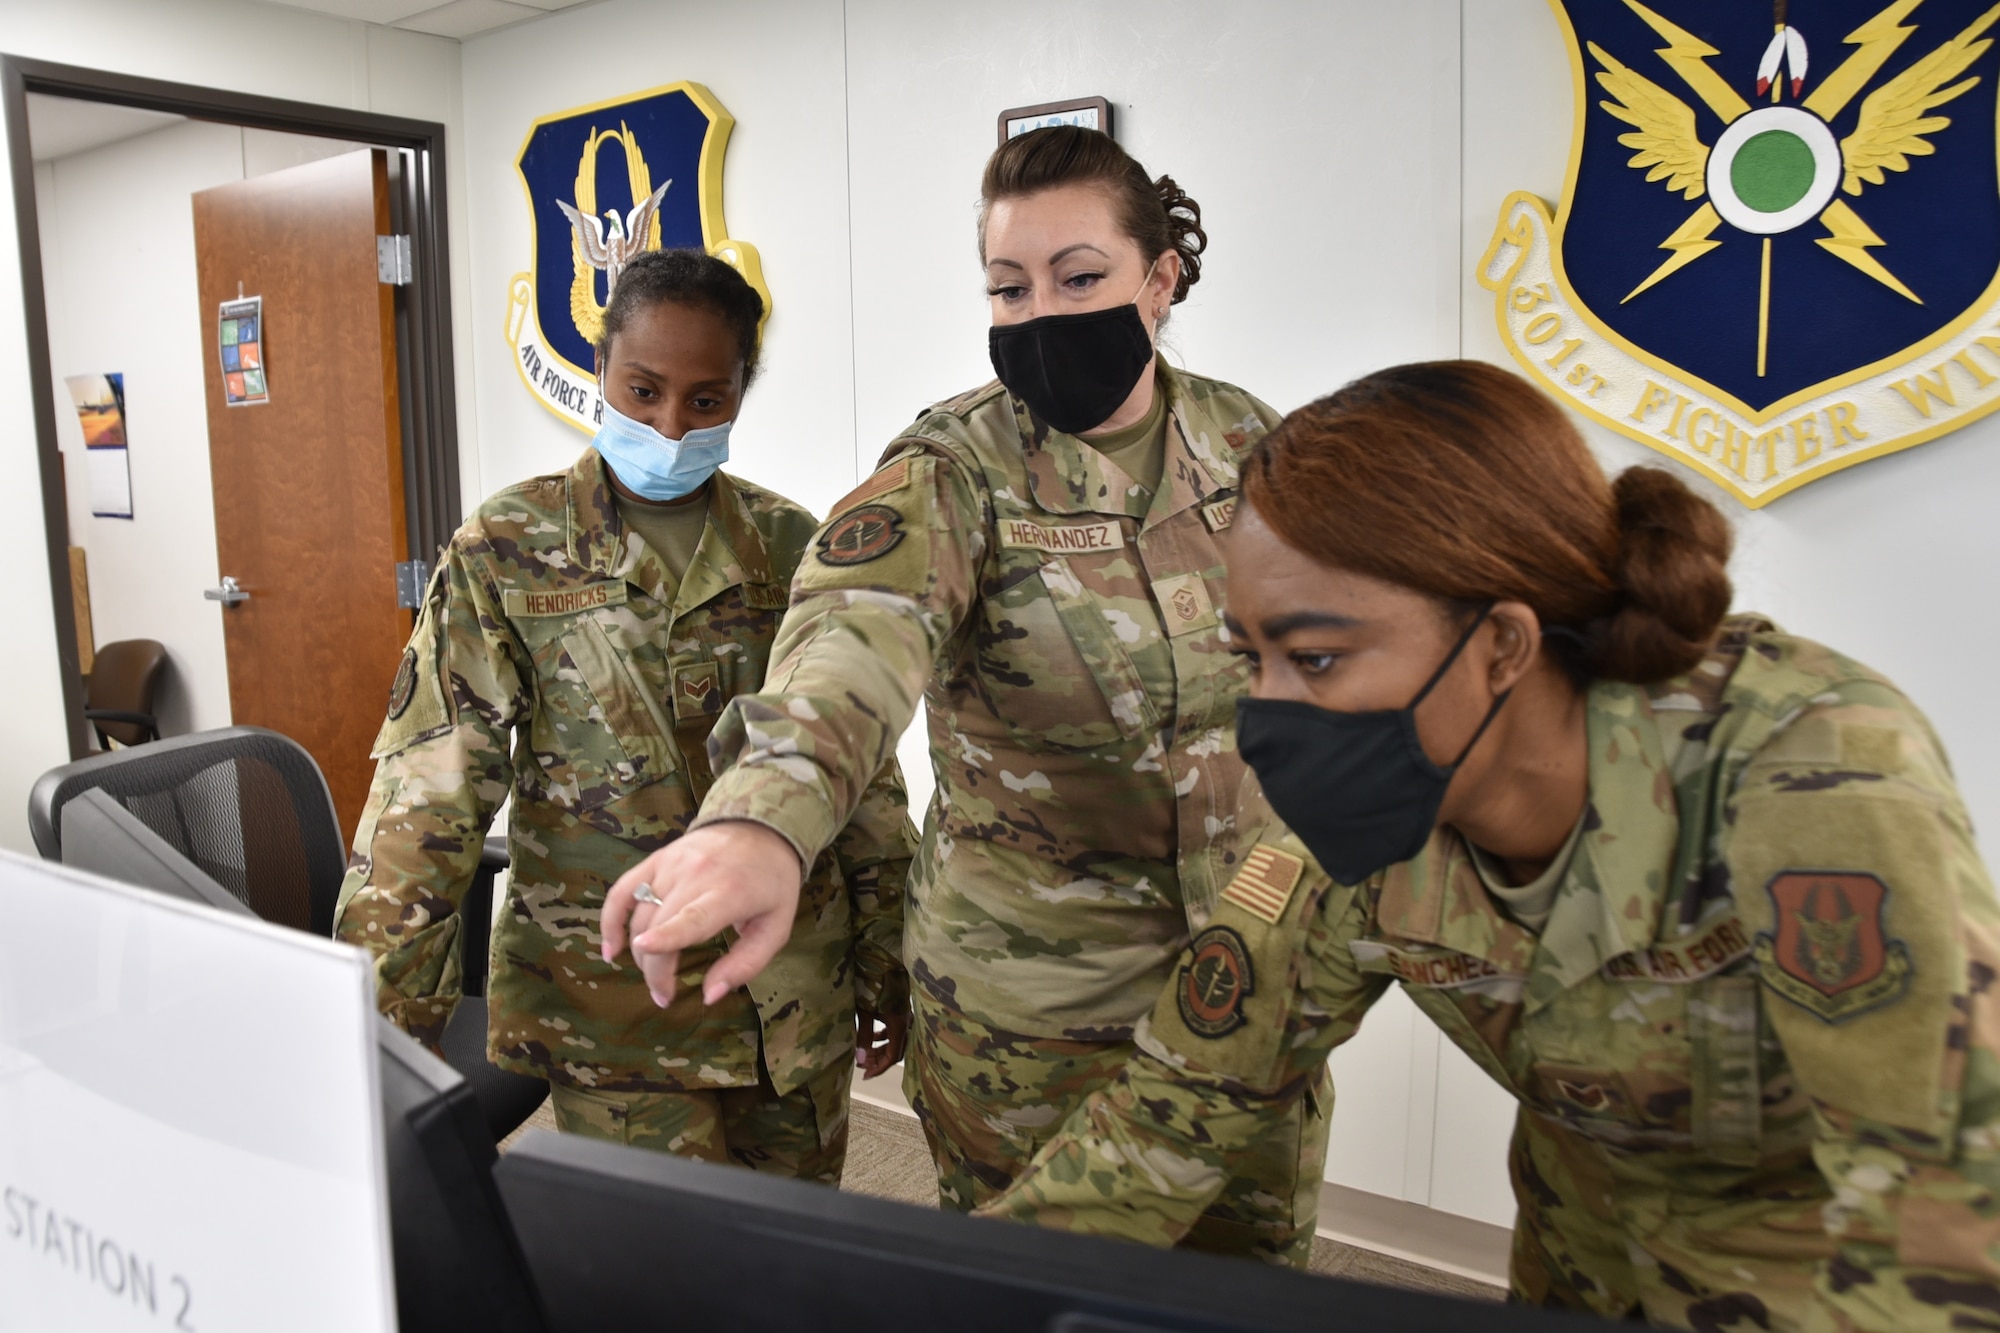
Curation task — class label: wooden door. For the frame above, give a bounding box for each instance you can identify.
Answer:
[193,149,408,847]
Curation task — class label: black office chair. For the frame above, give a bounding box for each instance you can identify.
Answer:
[29,727,545,1140]
[84,638,170,750]
[31,725,343,931]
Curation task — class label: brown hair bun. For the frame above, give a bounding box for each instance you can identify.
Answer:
[1594,466,1734,682]
[1242,361,1735,687]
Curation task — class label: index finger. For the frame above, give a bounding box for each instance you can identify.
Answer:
[638,902,792,1005]
[601,861,655,962]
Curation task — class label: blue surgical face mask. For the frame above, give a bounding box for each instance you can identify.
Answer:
[590,394,732,501]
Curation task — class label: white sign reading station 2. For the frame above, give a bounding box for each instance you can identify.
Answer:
[0,852,394,1332]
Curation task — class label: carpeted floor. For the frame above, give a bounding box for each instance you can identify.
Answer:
[505,1098,1501,1302]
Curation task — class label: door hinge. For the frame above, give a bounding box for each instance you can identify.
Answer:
[377,234,413,286]
[395,559,432,609]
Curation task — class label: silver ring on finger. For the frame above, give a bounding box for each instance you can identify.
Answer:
[632,882,663,907]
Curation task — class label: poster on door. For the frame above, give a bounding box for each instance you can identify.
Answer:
[218,297,268,406]
[64,372,131,520]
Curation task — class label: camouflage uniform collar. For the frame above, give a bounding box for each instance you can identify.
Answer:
[1373,678,1678,1009]
[1013,360,1235,523]
[565,450,773,617]
[1526,679,1680,1006]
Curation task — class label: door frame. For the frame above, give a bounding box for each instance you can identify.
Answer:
[3,54,462,760]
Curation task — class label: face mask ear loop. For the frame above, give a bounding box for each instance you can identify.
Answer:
[1447,685,1512,771]
[1407,602,1497,710]
[1130,255,1162,311]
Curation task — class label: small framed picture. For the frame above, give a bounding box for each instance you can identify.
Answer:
[997,97,1114,146]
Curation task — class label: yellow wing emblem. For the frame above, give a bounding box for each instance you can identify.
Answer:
[1841,3,2000,195]
[1590,40,1710,201]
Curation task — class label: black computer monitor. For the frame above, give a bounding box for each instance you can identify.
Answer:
[57,790,549,1333]
[375,1019,549,1333]
[497,1131,1569,1333]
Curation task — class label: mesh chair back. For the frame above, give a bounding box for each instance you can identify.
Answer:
[29,726,346,935]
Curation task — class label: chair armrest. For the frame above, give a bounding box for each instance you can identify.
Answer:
[84,709,157,728]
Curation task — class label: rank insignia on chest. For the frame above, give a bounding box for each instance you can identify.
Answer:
[673,660,720,719]
[1178,926,1254,1038]
[505,82,770,435]
[1754,869,1913,1022]
[1480,1,2000,507]
[1152,572,1219,636]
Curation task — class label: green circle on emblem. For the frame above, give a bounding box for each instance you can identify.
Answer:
[1731,131,1816,214]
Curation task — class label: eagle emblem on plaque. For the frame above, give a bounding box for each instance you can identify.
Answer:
[1481,1,2000,504]
[505,82,769,432]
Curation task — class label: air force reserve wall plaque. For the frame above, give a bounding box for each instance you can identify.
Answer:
[505,82,770,433]
[1481,1,2000,506]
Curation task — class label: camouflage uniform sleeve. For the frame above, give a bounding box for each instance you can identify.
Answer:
[977,847,1391,1245]
[696,446,982,866]
[332,542,523,1046]
[834,755,917,1013]
[1726,679,2000,1331]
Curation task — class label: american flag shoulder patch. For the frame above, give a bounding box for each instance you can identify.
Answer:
[829,459,909,516]
[1221,845,1306,924]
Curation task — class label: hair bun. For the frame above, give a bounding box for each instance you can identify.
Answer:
[1592,466,1733,682]
[1154,174,1206,303]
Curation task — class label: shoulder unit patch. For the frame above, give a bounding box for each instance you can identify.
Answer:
[815,504,906,566]
[387,647,419,720]
[1753,870,1913,1023]
[1178,926,1255,1038]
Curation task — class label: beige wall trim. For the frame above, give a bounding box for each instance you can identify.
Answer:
[849,1068,1513,1287]
[1315,1181,1512,1288]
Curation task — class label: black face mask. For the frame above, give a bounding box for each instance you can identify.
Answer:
[1236,605,1510,886]
[988,302,1156,436]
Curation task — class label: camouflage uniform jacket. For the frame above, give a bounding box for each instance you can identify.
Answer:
[334,451,913,1097]
[986,616,2000,1331]
[697,365,1280,1036]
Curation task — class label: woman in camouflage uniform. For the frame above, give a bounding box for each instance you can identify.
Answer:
[336,251,914,1183]
[603,127,1327,1263]
[982,362,2000,1330]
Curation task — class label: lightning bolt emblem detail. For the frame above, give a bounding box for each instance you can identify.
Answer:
[1622,0,1752,122]
[1816,199,1923,302]
[1804,0,1925,119]
[1625,203,1726,302]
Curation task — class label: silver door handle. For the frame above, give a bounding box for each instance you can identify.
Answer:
[204,576,250,606]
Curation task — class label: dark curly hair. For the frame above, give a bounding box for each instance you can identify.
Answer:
[597,248,765,386]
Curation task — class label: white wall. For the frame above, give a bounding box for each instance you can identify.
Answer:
[0,0,467,853]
